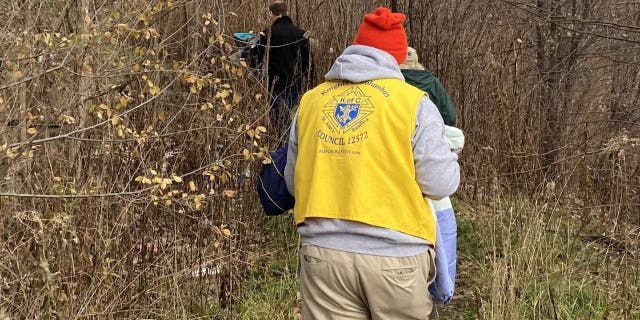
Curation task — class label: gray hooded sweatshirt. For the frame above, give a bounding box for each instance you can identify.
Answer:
[284,45,460,257]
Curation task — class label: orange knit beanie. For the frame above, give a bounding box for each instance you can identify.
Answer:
[353,7,408,64]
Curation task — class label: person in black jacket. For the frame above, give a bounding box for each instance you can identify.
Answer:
[254,1,314,140]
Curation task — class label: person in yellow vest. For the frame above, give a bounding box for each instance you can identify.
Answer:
[283,7,460,319]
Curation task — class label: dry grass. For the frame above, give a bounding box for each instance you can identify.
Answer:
[0,0,638,318]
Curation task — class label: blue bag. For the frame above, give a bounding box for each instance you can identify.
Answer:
[256,144,295,216]
[428,198,458,304]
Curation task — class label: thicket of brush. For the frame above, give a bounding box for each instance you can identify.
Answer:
[0,0,638,318]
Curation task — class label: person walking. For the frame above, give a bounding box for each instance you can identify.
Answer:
[253,1,314,140]
[400,47,464,317]
[284,7,460,319]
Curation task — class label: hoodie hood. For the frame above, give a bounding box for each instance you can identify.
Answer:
[325,45,405,83]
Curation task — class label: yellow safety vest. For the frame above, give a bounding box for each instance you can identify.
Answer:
[294,78,436,243]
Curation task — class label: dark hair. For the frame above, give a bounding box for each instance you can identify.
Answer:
[269,2,287,16]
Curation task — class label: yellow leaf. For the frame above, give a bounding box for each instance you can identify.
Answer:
[150,86,161,95]
[111,115,120,126]
[189,181,196,192]
[149,28,159,38]
[194,194,205,210]
[220,172,229,184]
[172,175,183,183]
[27,127,37,135]
[160,179,171,190]
[184,74,197,84]
[158,111,166,121]
[216,90,230,99]
[115,23,129,31]
[222,229,231,236]
[223,189,237,198]
[233,92,242,104]
[6,148,18,160]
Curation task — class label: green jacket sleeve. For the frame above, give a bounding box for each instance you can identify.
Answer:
[428,77,456,126]
[401,69,457,126]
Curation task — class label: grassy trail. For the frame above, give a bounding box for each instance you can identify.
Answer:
[222,195,639,319]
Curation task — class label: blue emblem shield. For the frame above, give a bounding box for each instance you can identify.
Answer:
[334,103,360,128]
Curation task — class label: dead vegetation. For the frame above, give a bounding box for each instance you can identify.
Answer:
[0,0,638,318]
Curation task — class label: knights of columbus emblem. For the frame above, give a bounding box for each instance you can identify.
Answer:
[335,103,360,128]
[323,87,374,133]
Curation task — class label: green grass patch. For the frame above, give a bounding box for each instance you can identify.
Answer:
[223,215,300,320]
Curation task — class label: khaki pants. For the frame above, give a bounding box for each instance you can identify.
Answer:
[298,244,436,320]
